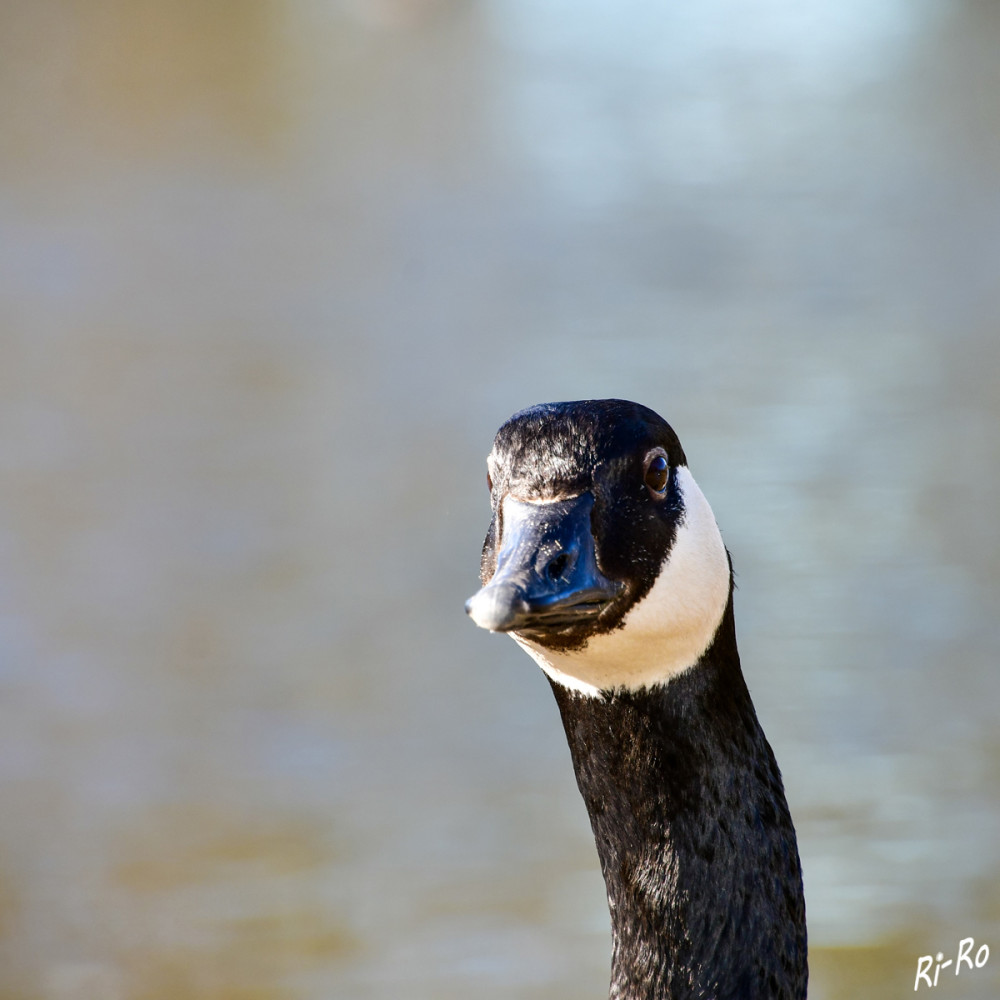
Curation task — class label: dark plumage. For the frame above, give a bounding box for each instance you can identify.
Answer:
[466,400,807,1000]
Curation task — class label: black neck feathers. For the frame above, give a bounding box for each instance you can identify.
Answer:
[549,596,807,1000]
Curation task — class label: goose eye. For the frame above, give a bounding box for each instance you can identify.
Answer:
[644,454,668,494]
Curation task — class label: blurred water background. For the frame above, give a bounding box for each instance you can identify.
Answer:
[1,1,999,997]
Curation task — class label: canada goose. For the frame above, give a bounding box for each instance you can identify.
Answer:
[465,399,807,1000]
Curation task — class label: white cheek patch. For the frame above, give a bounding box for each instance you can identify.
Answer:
[514,466,730,695]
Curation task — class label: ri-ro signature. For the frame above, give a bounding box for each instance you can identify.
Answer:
[914,937,990,991]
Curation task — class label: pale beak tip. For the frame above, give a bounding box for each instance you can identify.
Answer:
[465,585,523,632]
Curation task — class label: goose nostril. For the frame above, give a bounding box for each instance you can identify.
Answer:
[546,553,569,581]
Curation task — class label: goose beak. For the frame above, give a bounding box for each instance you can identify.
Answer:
[465,493,622,635]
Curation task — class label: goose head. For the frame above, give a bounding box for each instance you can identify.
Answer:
[466,398,731,695]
